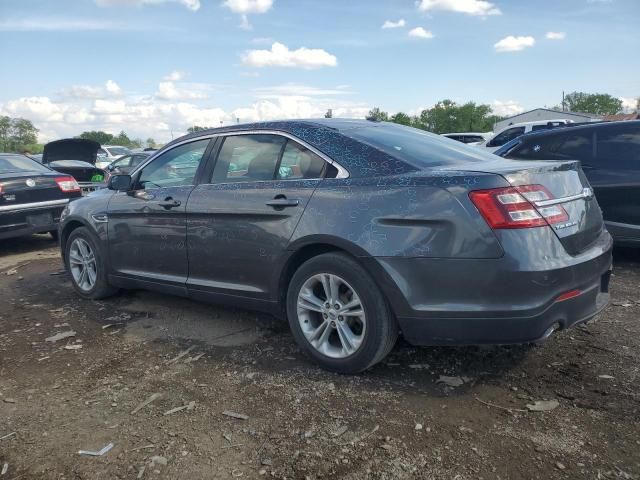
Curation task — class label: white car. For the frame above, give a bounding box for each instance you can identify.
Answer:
[441,132,493,145]
[96,145,132,169]
[478,119,574,152]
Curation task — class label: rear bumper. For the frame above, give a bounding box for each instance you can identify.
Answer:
[372,229,613,346]
[0,204,66,240]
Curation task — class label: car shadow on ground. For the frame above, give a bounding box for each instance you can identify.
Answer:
[0,233,57,257]
[81,284,532,398]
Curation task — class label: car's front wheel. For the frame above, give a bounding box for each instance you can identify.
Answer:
[287,253,398,373]
[65,227,117,299]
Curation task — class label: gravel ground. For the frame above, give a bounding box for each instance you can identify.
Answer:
[0,234,639,480]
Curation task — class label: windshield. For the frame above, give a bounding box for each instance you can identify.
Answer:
[344,123,499,168]
[106,147,131,156]
[0,155,51,174]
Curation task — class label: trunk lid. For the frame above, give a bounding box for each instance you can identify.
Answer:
[42,138,100,165]
[0,172,67,206]
[443,158,604,255]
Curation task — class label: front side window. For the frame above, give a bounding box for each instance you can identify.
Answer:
[489,127,526,147]
[277,140,327,179]
[212,134,285,183]
[112,155,131,168]
[138,139,210,189]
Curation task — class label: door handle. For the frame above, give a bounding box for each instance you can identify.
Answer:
[157,197,182,209]
[266,198,299,209]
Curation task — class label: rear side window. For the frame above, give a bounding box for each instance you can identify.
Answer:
[277,140,327,180]
[557,130,594,161]
[595,125,640,169]
[212,134,285,183]
[506,135,565,160]
[464,135,485,143]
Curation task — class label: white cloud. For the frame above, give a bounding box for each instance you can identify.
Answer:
[545,31,566,40]
[242,42,337,69]
[163,70,186,81]
[382,19,406,29]
[0,18,134,31]
[494,35,535,52]
[222,0,273,13]
[61,80,123,99]
[491,100,524,116]
[95,0,200,11]
[155,81,209,100]
[222,0,273,29]
[408,27,434,39]
[416,0,501,16]
[105,80,123,96]
[621,97,639,112]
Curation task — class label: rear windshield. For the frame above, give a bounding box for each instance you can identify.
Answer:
[0,155,50,174]
[344,124,497,167]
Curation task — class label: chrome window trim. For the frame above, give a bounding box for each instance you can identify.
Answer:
[0,198,69,213]
[130,130,350,180]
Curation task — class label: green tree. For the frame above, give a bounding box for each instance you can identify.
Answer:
[0,116,11,152]
[8,118,38,151]
[79,131,115,145]
[366,107,389,122]
[187,125,209,133]
[562,92,623,115]
[324,109,333,118]
[146,137,156,148]
[112,130,132,146]
[390,112,412,126]
[416,100,499,134]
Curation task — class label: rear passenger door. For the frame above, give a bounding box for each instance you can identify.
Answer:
[186,133,337,303]
[589,124,640,233]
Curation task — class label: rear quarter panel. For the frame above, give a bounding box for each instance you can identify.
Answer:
[290,172,508,258]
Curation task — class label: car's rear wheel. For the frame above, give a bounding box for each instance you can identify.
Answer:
[65,227,117,299]
[287,252,398,373]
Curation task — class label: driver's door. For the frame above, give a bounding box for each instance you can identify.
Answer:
[107,138,212,289]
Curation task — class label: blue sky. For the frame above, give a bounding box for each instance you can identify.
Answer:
[0,0,638,142]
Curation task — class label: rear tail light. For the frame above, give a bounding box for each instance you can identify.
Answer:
[469,184,568,229]
[55,176,81,193]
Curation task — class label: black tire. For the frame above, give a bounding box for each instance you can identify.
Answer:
[64,226,118,300]
[49,230,59,241]
[286,252,398,373]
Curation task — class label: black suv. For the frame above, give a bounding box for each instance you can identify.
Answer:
[496,120,640,246]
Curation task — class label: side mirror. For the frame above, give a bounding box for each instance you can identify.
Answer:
[108,174,132,192]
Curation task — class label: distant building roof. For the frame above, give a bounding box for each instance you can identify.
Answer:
[602,112,640,122]
[500,108,602,121]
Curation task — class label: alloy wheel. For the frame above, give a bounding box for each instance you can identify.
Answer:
[296,273,366,358]
[69,238,97,292]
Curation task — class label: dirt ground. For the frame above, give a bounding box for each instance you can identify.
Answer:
[1,235,639,480]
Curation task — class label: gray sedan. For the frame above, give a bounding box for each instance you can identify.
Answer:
[58,119,612,373]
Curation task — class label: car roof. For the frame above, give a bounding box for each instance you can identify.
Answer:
[515,119,639,140]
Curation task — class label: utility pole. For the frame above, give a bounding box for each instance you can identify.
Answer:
[562,91,565,111]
